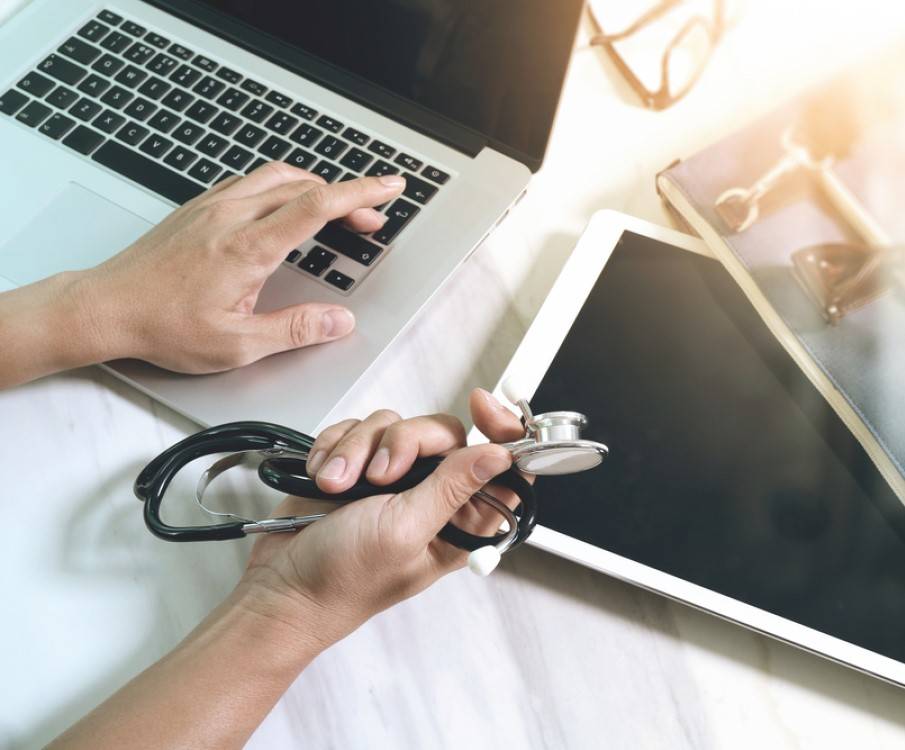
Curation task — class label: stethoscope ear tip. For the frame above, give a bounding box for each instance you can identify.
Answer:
[468,545,502,576]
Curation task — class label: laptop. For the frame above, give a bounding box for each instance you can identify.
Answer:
[0,0,583,430]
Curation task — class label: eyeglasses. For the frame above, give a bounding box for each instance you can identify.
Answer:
[587,0,726,110]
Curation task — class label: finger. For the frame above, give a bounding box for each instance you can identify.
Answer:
[344,206,388,233]
[306,419,361,476]
[365,414,466,485]
[470,388,525,443]
[246,302,356,361]
[388,444,512,546]
[248,175,405,262]
[213,161,325,202]
[314,409,402,493]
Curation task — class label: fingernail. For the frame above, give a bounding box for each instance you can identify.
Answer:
[479,388,507,411]
[322,309,355,338]
[307,450,326,475]
[473,453,510,482]
[368,446,390,477]
[378,175,405,189]
[319,456,347,481]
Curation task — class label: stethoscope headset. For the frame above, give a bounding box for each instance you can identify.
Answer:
[134,377,608,575]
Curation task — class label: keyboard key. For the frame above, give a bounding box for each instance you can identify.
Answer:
[115,120,149,146]
[139,133,173,158]
[342,127,369,146]
[214,171,236,184]
[185,100,218,123]
[62,124,104,153]
[216,87,248,111]
[163,145,198,171]
[193,76,225,99]
[314,135,347,160]
[170,64,201,87]
[235,123,266,147]
[121,21,146,36]
[221,144,253,170]
[368,140,395,159]
[59,36,102,65]
[94,141,203,203]
[258,135,291,159]
[372,198,419,245]
[16,101,53,128]
[100,85,133,109]
[290,101,317,120]
[339,171,357,181]
[77,74,110,97]
[265,111,298,135]
[98,10,123,25]
[92,53,124,76]
[313,160,342,182]
[145,32,169,49]
[38,112,76,140]
[284,148,315,169]
[193,55,217,72]
[316,114,342,133]
[168,43,193,60]
[365,160,398,178]
[188,158,222,183]
[100,31,132,54]
[124,97,156,121]
[240,78,266,96]
[300,247,336,276]
[78,20,109,42]
[47,85,80,109]
[316,222,383,266]
[161,88,193,111]
[197,133,228,157]
[241,99,273,123]
[93,109,126,133]
[265,90,291,108]
[216,66,241,84]
[289,123,321,148]
[114,65,148,88]
[324,269,354,291]
[286,249,301,264]
[147,53,178,75]
[69,97,102,121]
[38,54,87,86]
[172,121,204,145]
[246,157,267,173]
[339,147,373,172]
[125,42,155,65]
[138,76,171,100]
[209,111,241,136]
[395,153,422,171]
[422,165,449,184]
[17,71,54,97]
[403,173,438,204]
[147,108,180,133]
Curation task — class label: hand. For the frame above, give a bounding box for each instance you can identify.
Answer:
[77,163,405,373]
[234,388,526,649]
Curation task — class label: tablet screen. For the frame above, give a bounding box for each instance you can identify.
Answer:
[532,231,905,663]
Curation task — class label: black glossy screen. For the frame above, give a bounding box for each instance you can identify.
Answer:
[533,232,905,663]
[194,0,582,164]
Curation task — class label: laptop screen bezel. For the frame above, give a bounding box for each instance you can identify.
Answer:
[141,0,582,171]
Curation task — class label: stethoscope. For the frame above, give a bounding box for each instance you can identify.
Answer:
[134,377,608,575]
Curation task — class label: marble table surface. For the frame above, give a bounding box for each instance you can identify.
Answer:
[3,1,905,748]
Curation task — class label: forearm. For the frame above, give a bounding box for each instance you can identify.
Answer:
[48,589,327,750]
[0,270,114,388]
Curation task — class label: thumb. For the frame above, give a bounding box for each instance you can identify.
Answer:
[251,302,356,357]
[394,444,512,545]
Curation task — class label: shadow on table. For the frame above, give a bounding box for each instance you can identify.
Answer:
[504,544,905,729]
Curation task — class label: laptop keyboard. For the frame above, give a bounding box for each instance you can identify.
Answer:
[0,8,453,294]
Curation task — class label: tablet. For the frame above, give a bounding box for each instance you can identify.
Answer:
[491,211,905,687]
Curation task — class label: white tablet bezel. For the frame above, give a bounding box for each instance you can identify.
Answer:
[484,209,905,688]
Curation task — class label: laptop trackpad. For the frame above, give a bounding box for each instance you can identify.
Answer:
[0,182,152,287]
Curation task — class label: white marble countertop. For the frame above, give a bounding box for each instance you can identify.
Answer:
[3,1,905,748]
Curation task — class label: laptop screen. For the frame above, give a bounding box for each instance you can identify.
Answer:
[192,0,583,165]
[533,231,905,666]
